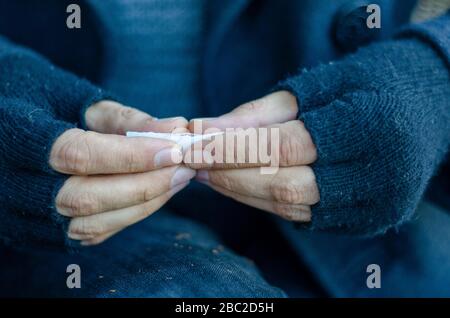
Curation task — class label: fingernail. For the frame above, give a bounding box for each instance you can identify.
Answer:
[154,146,182,168]
[169,181,189,196]
[171,167,196,188]
[196,170,209,181]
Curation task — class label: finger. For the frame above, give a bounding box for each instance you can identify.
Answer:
[172,126,191,134]
[67,229,119,242]
[202,181,311,222]
[196,166,320,205]
[56,166,195,217]
[85,100,188,134]
[68,228,121,245]
[68,181,189,238]
[50,128,182,175]
[184,120,316,169]
[80,229,121,246]
[81,230,120,246]
[188,91,298,132]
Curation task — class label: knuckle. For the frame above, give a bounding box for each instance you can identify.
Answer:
[51,130,93,174]
[55,179,73,215]
[280,121,317,165]
[303,167,320,205]
[68,192,99,216]
[141,184,158,202]
[244,101,260,111]
[240,98,265,113]
[280,133,303,166]
[297,121,317,162]
[171,117,189,129]
[213,171,235,191]
[119,106,141,120]
[269,177,303,204]
[56,181,99,217]
[70,217,104,236]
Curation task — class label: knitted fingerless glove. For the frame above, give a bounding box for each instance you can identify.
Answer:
[0,36,110,250]
[277,37,450,236]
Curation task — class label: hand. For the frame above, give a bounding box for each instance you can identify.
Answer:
[51,100,195,245]
[187,91,320,222]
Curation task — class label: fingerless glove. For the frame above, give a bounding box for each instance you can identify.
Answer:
[0,36,110,250]
[277,34,450,236]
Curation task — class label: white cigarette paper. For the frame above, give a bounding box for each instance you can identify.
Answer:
[126,131,222,151]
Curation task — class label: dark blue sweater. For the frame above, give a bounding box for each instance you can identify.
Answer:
[0,0,449,295]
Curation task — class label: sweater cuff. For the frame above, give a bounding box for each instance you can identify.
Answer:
[0,98,74,173]
[0,35,113,127]
[397,11,450,70]
[0,167,77,251]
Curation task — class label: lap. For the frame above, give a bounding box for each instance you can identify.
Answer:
[0,210,286,298]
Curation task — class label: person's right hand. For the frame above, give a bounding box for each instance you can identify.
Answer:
[50,101,195,246]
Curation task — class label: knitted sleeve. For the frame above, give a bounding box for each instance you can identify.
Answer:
[0,36,110,250]
[277,13,450,236]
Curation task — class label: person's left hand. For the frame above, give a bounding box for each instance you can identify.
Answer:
[187,91,320,222]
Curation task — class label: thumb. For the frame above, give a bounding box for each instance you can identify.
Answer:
[189,91,298,132]
[85,100,188,135]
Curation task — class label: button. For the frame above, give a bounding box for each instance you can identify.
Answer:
[332,0,382,52]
